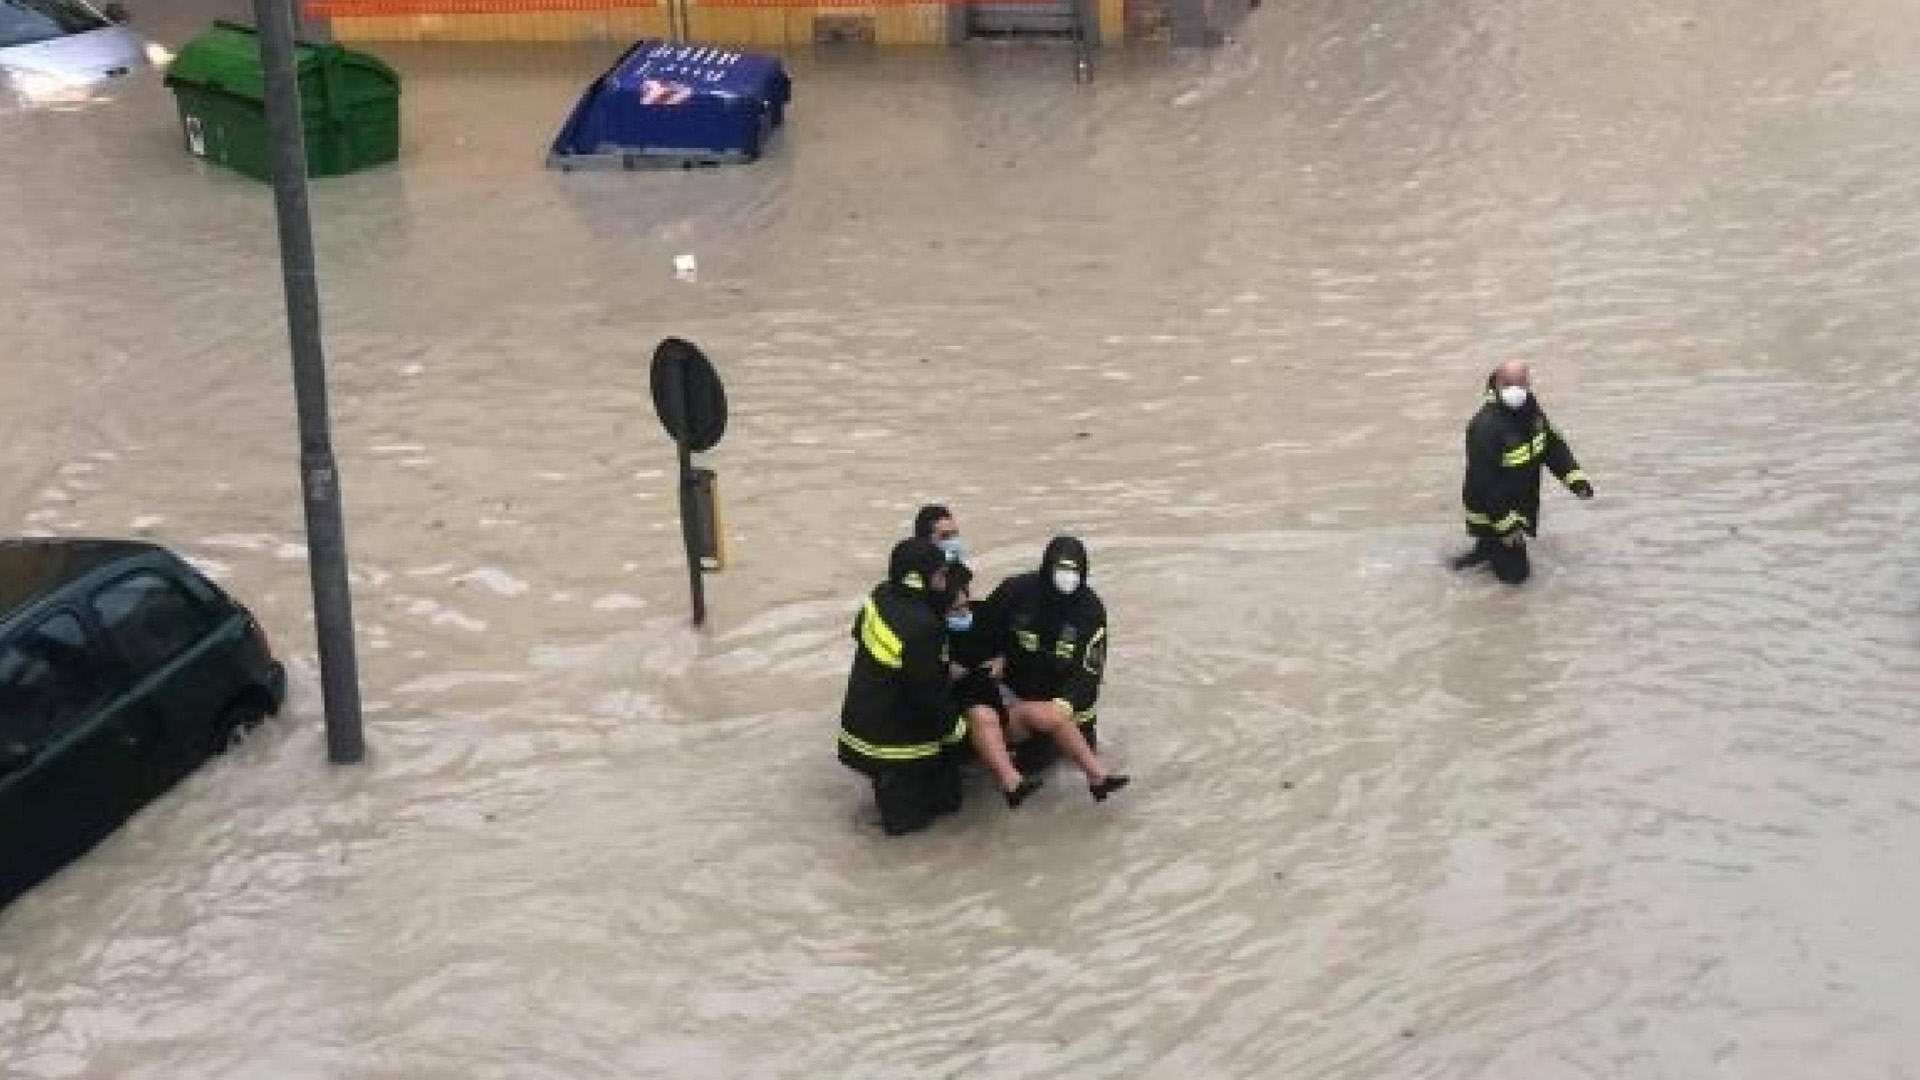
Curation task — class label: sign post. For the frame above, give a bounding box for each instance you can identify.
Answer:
[253,0,364,764]
[1074,0,1092,82]
[650,338,728,627]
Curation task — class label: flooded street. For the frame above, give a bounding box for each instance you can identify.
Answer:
[6,0,1920,1075]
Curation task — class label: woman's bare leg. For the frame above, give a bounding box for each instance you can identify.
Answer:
[966,705,1023,792]
[1009,700,1112,785]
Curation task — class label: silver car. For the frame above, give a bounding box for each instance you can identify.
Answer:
[1,0,154,106]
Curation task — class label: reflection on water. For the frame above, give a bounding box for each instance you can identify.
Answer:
[4,0,1920,1076]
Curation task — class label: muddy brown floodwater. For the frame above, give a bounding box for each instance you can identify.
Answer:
[4,0,1920,1076]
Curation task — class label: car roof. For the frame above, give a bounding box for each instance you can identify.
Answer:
[0,538,166,620]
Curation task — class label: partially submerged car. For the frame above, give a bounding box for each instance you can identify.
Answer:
[1,538,285,908]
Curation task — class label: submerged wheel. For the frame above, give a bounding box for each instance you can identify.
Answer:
[209,695,270,755]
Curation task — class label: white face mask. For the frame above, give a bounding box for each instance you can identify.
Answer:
[1498,385,1530,410]
[1051,569,1082,595]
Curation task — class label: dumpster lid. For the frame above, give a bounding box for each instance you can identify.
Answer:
[604,41,787,103]
[164,20,398,107]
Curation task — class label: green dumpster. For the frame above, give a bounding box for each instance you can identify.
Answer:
[163,21,399,181]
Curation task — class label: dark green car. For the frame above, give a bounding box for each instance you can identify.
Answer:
[1,538,285,908]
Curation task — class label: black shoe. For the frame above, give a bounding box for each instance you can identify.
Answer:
[1451,547,1489,571]
[1005,775,1043,809]
[881,815,934,837]
[1090,775,1131,802]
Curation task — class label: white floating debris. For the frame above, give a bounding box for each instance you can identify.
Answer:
[202,533,279,552]
[454,567,530,597]
[432,611,487,633]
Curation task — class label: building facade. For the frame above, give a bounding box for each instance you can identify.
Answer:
[304,0,1247,48]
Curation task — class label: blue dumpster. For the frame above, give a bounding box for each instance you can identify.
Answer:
[548,41,792,169]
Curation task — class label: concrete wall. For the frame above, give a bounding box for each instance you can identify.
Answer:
[314,0,1126,46]
[320,7,671,43]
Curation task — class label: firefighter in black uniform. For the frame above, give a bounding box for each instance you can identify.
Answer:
[838,538,968,836]
[981,536,1130,801]
[1454,360,1595,585]
[912,503,965,563]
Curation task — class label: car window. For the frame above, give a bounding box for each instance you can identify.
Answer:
[0,1,108,49]
[90,571,222,674]
[0,613,100,749]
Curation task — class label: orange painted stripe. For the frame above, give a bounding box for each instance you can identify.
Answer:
[696,0,1005,7]
[308,0,1049,12]
[306,0,657,15]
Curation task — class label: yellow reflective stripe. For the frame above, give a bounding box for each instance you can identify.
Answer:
[859,600,902,669]
[940,715,968,745]
[1504,431,1548,467]
[1054,642,1075,659]
[1493,511,1528,532]
[1016,631,1040,652]
[1083,626,1107,674]
[838,727,942,761]
[859,620,901,669]
[861,600,901,654]
[1464,511,1492,526]
[1075,708,1097,725]
[1564,469,1587,485]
